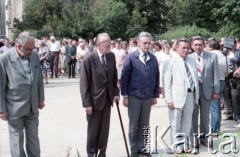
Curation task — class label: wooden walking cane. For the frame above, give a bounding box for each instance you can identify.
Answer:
[116,101,130,157]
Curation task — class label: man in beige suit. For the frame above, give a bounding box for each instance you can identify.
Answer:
[163,39,199,154]
[0,32,45,157]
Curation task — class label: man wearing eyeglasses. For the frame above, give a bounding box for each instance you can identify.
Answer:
[80,33,119,157]
[121,32,159,157]
[0,31,45,157]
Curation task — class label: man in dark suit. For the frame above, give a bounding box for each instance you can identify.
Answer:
[121,32,159,157]
[189,36,220,151]
[0,32,45,157]
[65,39,77,78]
[80,33,119,157]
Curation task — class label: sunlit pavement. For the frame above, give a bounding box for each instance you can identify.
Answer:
[0,76,239,157]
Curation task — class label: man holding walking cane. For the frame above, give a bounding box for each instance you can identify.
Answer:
[121,32,160,157]
[80,33,119,157]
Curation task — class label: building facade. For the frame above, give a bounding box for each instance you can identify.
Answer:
[0,0,6,38]
[5,0,24,40]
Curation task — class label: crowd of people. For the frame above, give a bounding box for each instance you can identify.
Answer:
[1,31,240,157]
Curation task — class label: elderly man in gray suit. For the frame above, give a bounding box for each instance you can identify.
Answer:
[189,36,220,151]
[0,32,45,157]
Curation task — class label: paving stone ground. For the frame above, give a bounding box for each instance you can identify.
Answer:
[0,76,240,157]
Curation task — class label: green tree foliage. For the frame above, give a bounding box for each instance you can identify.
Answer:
[123,0,168,35]
[13,0,240,40]
[214,22,240,38]
[212,0,240,26]
[14,0,63,38]
[59,3,94,39]
[160,25,211,41]
[210,0,240,37]
[125,10,145,38]
[91,0,129,39]
[167,0,220,32]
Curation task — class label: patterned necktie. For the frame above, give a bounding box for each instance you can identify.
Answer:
[196,55,202,83]
[143,53,147,63]
[101,54,107,73]
[184,59,194,90]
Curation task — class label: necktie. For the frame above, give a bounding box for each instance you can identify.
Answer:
[196,55,202,83]
[143,53,148,63]
[184,59,194,90]
[101,54,107,73]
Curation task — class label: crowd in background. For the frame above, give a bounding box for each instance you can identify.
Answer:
[1,34,240,138]
[1,35,240,114]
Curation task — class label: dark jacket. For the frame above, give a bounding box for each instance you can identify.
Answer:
[65,45,76,63]
[121,49,160,98]
[80,50,119,110]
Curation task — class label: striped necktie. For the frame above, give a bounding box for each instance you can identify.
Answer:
[196,55,202,83]
[184,59,194,90]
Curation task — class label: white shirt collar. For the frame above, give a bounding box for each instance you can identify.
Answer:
[96,49,103,57]
[138,48,150,64]
[138,48,148,56]
[194,51,203,58]
[96,49,106,63]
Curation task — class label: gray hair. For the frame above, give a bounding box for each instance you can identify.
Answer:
[176,38,190,46]
[137,32,152,41]
[95,33,110,45]
[16,31,35,45]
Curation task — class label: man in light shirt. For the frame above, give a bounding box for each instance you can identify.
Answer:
[49,36,61,78]
[206,39,227,133]
[0,38,12,54]
[76,39,89,74]
[111,39,125,87]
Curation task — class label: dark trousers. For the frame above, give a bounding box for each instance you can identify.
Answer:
[224,77,240,119]
[86,97,111,157]
[50,52,60,78]
[191,84,211,143]
[67,60,76,78]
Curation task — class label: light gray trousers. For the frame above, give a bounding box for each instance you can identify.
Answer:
[128,96,152,154]
[8,111,40,157]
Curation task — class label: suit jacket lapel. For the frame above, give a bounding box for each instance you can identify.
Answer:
[175,55,186,79]
[29,54,36,82]
[202,51,208,71]
[10,49,28,79]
